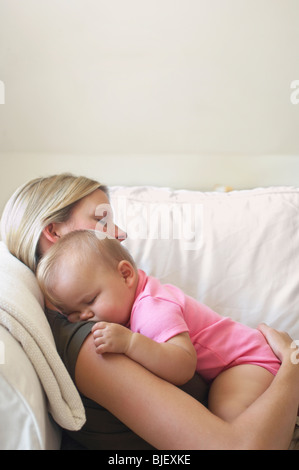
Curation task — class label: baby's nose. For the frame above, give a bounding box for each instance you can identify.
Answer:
[80,309,95,321]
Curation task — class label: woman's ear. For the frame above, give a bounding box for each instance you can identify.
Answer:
[41,223,61,243]
[38,223,62,256]
[118,260,136,287]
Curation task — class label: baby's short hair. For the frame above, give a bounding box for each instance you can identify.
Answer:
[36,230,136,309]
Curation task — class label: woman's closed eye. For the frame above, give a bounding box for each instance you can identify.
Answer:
[96,215,107,227]
[95,209,110,231]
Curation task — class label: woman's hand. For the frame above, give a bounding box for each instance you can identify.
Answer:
[92,321,133,354]
[258,323,299,364]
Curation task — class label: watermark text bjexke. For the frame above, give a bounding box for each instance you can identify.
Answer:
[108,453,191,467]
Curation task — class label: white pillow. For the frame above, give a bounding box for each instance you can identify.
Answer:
[0,241,61,449]
[0,325,61,450]
[110,186,299,342]
[0,242,85,449]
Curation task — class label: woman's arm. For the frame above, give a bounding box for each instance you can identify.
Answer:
[92,321,197,385]
[76,324,299,450]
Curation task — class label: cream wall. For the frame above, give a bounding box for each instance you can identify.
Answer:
[0,0,299,210]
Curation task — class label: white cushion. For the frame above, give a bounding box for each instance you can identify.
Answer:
[0,325,61,450]
[0,241,86,450]
[0,240,61,449]
[110,186,299,342]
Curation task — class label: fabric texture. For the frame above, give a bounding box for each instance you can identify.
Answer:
[0,242,86,431]
[0,325,61,450]
[131,270,280,382]
[110,186,299,341]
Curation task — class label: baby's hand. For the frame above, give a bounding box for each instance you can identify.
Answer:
[91,321,133,355]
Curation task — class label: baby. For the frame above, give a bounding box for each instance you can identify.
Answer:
[37,230,281,421]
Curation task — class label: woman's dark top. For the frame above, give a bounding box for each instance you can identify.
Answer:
[46,309,209,450]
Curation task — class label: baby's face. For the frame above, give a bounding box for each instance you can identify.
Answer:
[54,257,136,324]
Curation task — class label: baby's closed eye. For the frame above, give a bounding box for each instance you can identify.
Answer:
[87,296,97,305]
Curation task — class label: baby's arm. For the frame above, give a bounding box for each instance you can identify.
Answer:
[92,322,197,385]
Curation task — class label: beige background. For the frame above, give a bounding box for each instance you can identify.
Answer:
[0,0,299,210]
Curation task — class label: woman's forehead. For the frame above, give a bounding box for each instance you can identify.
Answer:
[74,189,110,212]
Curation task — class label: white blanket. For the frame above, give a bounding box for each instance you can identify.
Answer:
[0,242,86,431]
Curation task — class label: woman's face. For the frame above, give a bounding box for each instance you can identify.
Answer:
[61,189,127,240]
[40,189,126,255]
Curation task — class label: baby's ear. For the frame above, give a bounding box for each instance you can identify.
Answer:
[118,260,136,286]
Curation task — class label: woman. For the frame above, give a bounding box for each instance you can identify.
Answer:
[1,173,299,450]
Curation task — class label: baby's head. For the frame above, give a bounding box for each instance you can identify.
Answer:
[36,230,138,322]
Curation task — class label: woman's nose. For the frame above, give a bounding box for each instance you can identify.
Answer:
[114,224,127,242]
[105,222,127,241]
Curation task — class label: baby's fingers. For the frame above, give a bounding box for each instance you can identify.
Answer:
[93,332,110,354]
[92,321,109,334]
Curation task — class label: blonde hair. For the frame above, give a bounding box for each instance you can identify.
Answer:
[0,174,107,272]
[36,230,136,310]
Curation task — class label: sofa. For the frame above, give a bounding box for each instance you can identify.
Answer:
[0,185,299,449]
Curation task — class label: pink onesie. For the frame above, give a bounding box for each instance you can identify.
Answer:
[129,270,280,383]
